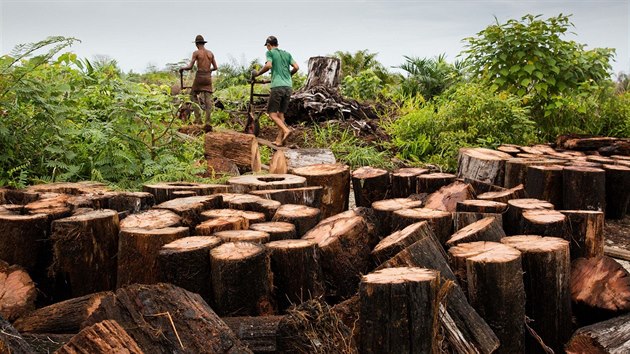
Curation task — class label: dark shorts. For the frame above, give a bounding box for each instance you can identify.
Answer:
[267,86,292,113]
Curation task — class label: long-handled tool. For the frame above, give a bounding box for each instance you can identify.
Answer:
[244,72,270,136]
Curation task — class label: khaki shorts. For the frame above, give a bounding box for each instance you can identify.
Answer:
[267,86,292,113]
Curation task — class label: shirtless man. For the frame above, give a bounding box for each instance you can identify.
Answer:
[180,35,218,127]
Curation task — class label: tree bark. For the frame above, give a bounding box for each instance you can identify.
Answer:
[304,56,341,89]
[561,210,604,259]
[249,186,323,208]
[204,130,261,173]
[213,230,270,244]
[292,164,351,219]
[446,217,505,247]
[565,312,630,354]
[416,173,456,194]
[526,164,564,209]
[106,191,155,214]
[504,157,562,188]
[520,209,567,237]
[351,166,390,207]
[142,181,229,204]
[371,197,423,237]
[249,221,297,241]
[563,166,606,212]
[0,261,36,322]
[504,198,554,236]
[603,164,630,219]
[391,208,453,246]
[476,184,525,204]
[283,148,337,171]
[457,147,513,186]
[0,316,34,354]
[371,221,434,267]
[272,204,321,237]
[424,181,474,212]
[228,174,307,194]
[391,167,429,198]
[55,320,143,354]
[195,216,249,235]
[0,213,49,275]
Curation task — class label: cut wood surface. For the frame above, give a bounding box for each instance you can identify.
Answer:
[371,197,423,236]
[201,208,266,224]
[249,186,323,208]
[371,221,434,267]
[603,164,630,219]
[457,147,512,186]
[269,150,288,174]
[24,194,72,220]
[195,216,248,235]
[476,184,525,204]
[416,172,457,194]
[520,209,567,237]
[153,194,223,228]
[142,181,229,204]
[563,166,606,212]
[213,230,270,244]
[453,212,503,232]
[456,199,508,214]
[446,216,505,247]
[504,198,554,235]
[272,204,321,237]
[526,164,564,208]
[292,164,350,219]
[561,210,605,259]
[391,208,453,245]
[249,221,297,241]
[390,167,428,198]
[0,261,36,322]
[219,193,281,221]
[55,320,143,354]
[228,174,306,194]
[119,209,181,230]
[424,181,474,212]
[204,130,261,172]
[565,312,630,354]
[351,166,390,207]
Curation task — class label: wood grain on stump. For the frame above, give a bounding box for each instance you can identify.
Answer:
[416,172,456,194]
[213,230,270,244]
[249,221,296,241]
[391,208,453,246]
[446,216,505,247]
[476,184,525,204]
[154,194,223,229]
[371,221,435,267]
[292,164,351,219]
[119,209,181,230]
[504,198,554,236]
[201,208,266,224]
[456,199,508,214]
[195,216,248,235]
[228,174,306,194]
[424,181,474,212]
[453,212,503,232]
[219,193,281,221]
[249,186,323,208]
[272,204,321,237]
[391,167,428,198]
[142,181,229,204]
[520,209,567,237]
[351,166,390,207]
[371,197,423,237]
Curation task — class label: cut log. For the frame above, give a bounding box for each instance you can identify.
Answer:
[195,216,248,235]
[222,315,285,353]
[424,181,474,212]
[228,174,306,194]
[504,157,562,188]
[13,292,111,334]
[603,164,630,219]
[0,261,36,322]
[24,194,72,220]
[220,193,281,221]
[106,191,154,213]
[316,207,381,249]
[0,316,34,354]
[390,167,429,198]
[119,209,181,230]
[210,242,274,316]
[462,177,507,195]
[55,320,143,354]
[359,267,440,354]
[157,236,222,303]
[453,212,503,232]
[283,148,336,171]
[292,164,351,219]
[116,227,189,288]
[50,210,120,299]
[526,164,564,208]
[267,239,325,311]
[563,166,606,212]
[371,197,423,237]
[416,172,457,194]
[391,208,453,246]
[504,198,554,236]
[0,213,49,275]
[456,199,508,214]
[269,150,288,174]
[565,312,630,354]
[207,156,240,177]
[84,283,253,353]
[501,236,571,353]
[457,147,513,186]
[476,184,525,204]
[520,209,567,237]
[465,242,525,354]
[557,135,630,151]
[249,186,323,208]
[497,144,522,155]
[571,256,630,324]
[446,217,505,247]
[201,208,266,224]
[249,221,297,241]
[561,210,605,259]
[154,194,223,229]
[371,221,434,267]
[213,230,270,244]
[142,181,229,204]
[204,130,261,173]
[351,166,390,207]
[272,204,321,237]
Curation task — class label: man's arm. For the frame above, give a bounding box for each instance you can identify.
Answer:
[210,53,218,72]
[290,61,299,76]
[253,61,272,77]
[180,51,198,72]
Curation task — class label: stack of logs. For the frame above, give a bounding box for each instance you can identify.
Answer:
[0,137,629,353]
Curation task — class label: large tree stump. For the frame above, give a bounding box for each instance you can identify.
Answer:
[0,316,34,354]
[565,312,630,354]
[282,148,336,171]
[292,164,350,219]
[351,166,390,207]
[563,166,606,211]
[390,167,428,198]
[249,221,296,241]
[55,320,143,354]
[302,214,371,301]
[106,191,154,214]
[476,184,525,204]
[304,56,341,88]
[228,174,306,194]
[561,210,604,259]
[157,236,222,304]
[447,242,512,298]
[13,291,111,334]
[501,236,571,353]
[0,213,49,275]
[371,221,434,267]
[424,181,474,212]
[205,130,261,173]
[267,239,325,311]
[210,242,274,316]
[0,261,36,322]
[416,172,457,194]
[504,198,554,235]
[213,230,270,244]
[462,177,506,195]
[24,193,72,220]
[457,147,513,186]
[116,227,189,288]
[84,283,253,353]
[371,197,423,237]
[391,208,453,246]
[497,144,522,155]
[520,209,567,237]
[453,212,503,231]
[504,157,561,188]
[220,193,281,221]
[249,186,323,208]
[465,243,525,354]
[272,204,321,237]
[446,217,505,247]
[119,209,181,230]
[603,164,630,219]
[154,195,223,229]
[571,256,630,324]
[142,181,229,204]
[50,210,120,299]
[359,267,440,354]
[201,208,266,225]
[526,164,564,208]
[456,199,508,214]
[195,216,248,235]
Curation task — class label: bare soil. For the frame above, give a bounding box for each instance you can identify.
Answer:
[605,214,630,249]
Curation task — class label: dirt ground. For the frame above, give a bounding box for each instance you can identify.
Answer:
[605,214,630,249]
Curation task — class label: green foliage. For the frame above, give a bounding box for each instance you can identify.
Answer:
[396,54,462,101]
[334,50,396,85]
[214,56,261,90]
[341,69,384,101]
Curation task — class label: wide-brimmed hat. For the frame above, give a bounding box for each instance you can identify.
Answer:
[194,35,207,44]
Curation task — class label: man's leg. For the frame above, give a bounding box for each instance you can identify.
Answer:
[269,112,291,146]
[191,91,202,124]
[202,91,213,125]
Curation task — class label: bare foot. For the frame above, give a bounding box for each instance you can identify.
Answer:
[281,128,294,146]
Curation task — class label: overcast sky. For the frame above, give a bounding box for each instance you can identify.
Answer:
[1,0,628,75]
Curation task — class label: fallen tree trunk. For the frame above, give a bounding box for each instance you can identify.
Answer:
[55,320,143,354]
[565,312,630,354]
[0,261,36,322]
[204,130,261,173]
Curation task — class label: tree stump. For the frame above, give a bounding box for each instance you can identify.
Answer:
[142,181,229,204]
[292,164,350,219]
[371,197,423,237]
[446,217,505,247]
[359,267,440,354]
[466,243,525,354]
[267,239,325,311]
[563,166,606,211]
[504,157,561,188]
[476,184,525,204]
[391,208,453,246]
[0,213,49,275]
[220,193,281,221]
[504,198,554,235]
[603,164,630,219]
[371,221,434,267]
[0,316,34,354]
[24,194,72,220]
[0,261,36,322]
[526,164,564,209]
[157,236,222,304]
[55,320,143,354]
[501,236,571,353]
[50,210,120,299]
[213,230,270,244]
[448,241,512,298]
[106,191,154,213]
[304,56,341,88]
[497,144,522,155]
[424,181,474,212]
[204,130,261,173]
[210,242,274,316]
[119,209,181,230]
[561,210,604,259]
[228,174,306,194]
[84,283,253,353]
[390,167,429,198]
[249,186,323,208]
[249,221,297,241]
[456,199,507,214]
[201,208,266,225]
[154,195,223,229]
[416,172,456,194]
[269,150,288,174]
[462,177,506,195]
[565,312,630,354]
[457,147,513,186]
[116,227,189,288]
[282,148,337,171]
[351,166,390,207]
[195,216,248,235]
[453,212,503,232]
[520,209,567,237]
[272,204,321,237]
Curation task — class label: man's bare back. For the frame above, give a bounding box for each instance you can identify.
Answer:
[193,49,215,72]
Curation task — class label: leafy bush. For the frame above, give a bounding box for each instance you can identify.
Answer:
[396,54,462,101]
[341,69,385,101]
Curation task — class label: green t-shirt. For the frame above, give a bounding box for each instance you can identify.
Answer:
[266,48,294,88]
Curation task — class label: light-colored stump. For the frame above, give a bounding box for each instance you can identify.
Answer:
[195,216,249,235]
[391,208,453,246]
[446,217,505,247]
[292,164,351,219]
[228,174,306,194]
[272,204,321,237]
[371,197,423,237]
[249,221,297,241]
[213,230,270,244]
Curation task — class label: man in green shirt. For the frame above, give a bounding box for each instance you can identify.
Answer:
[252,36,299,146]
